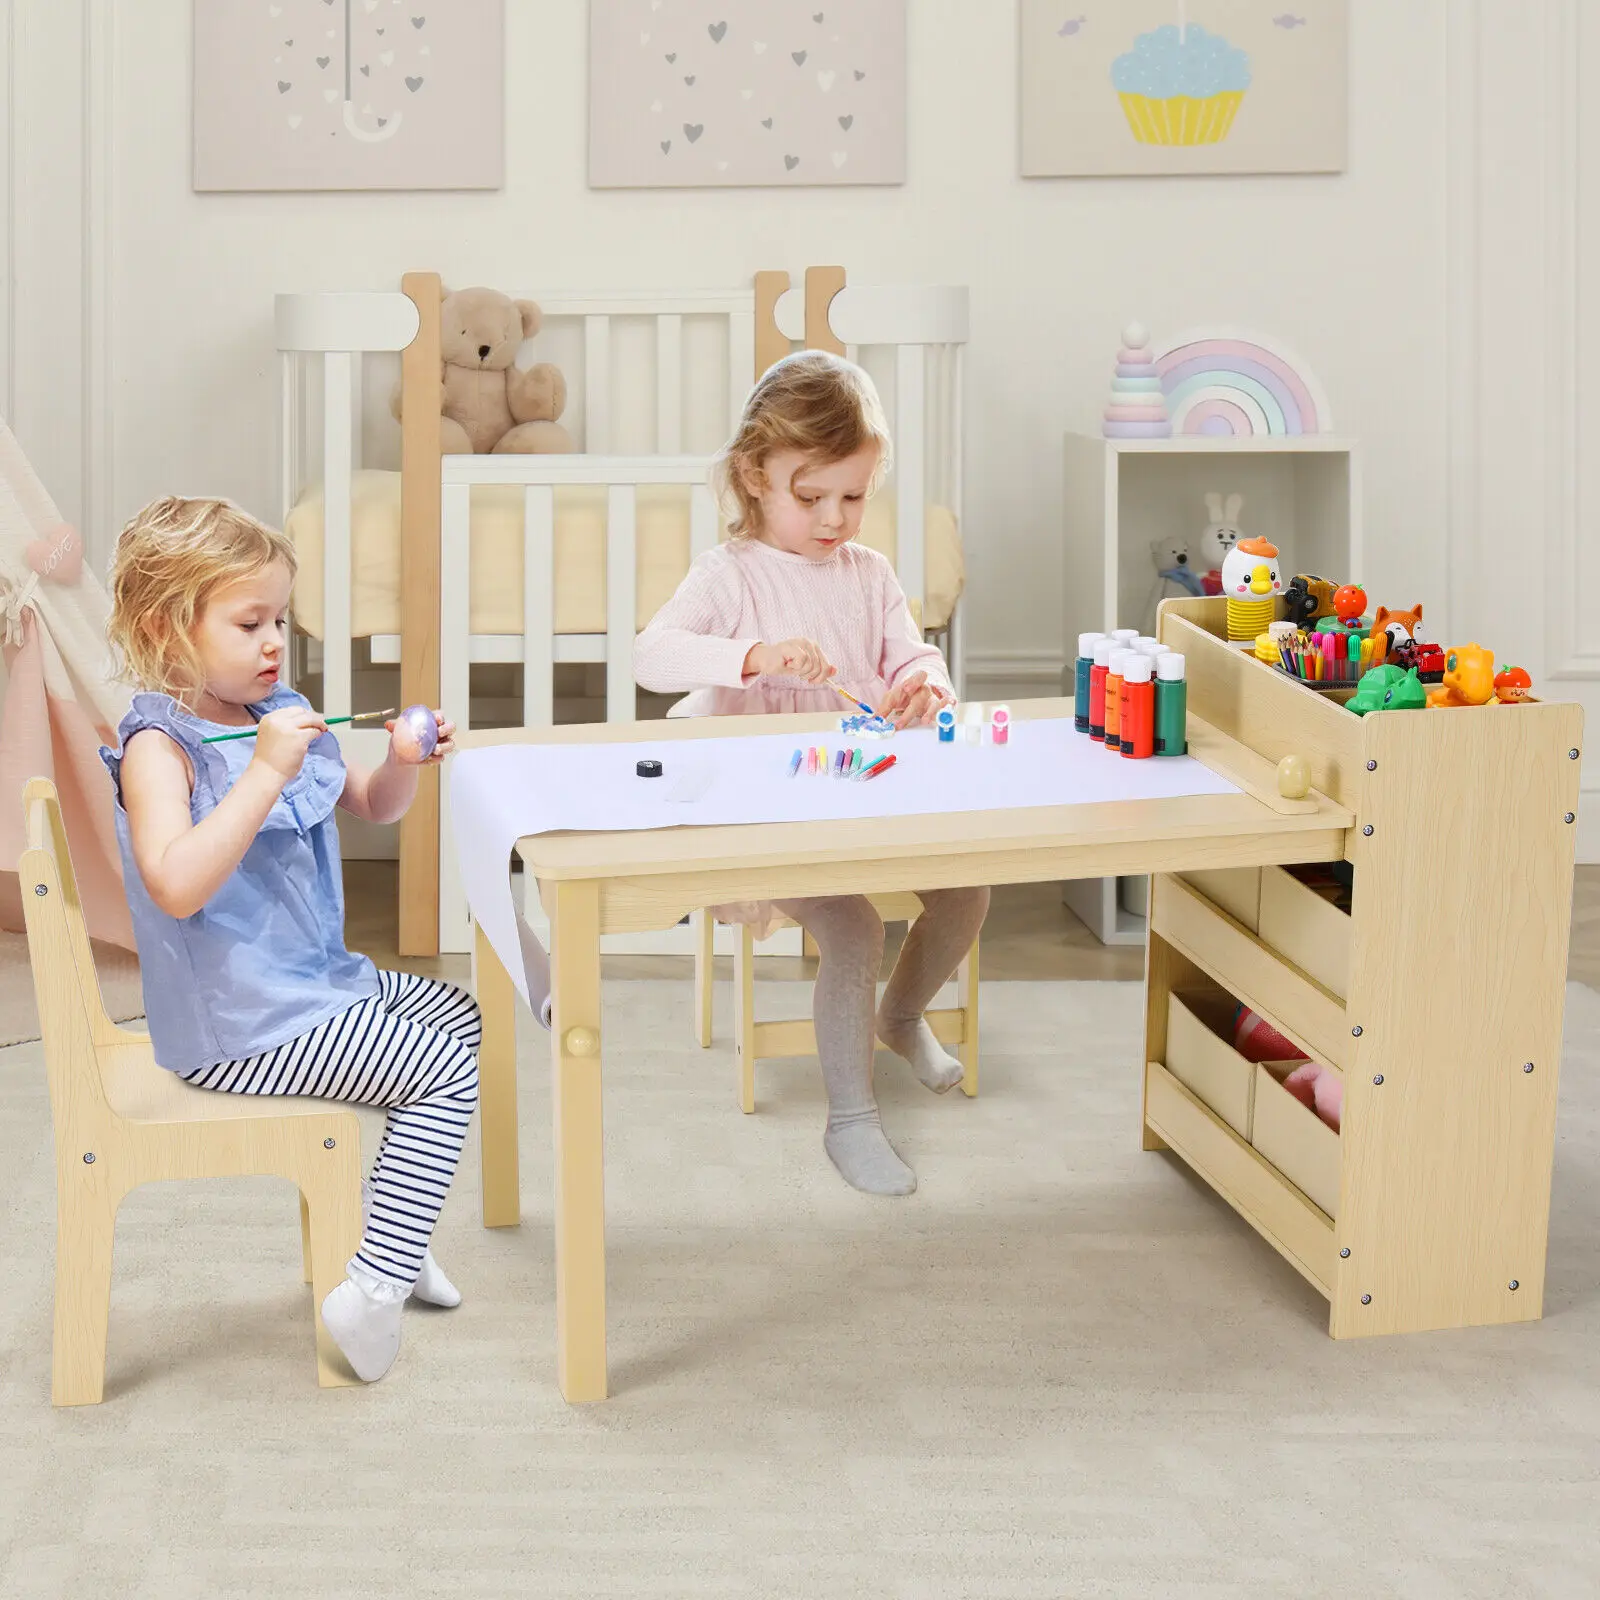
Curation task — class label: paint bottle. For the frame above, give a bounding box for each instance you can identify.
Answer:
[1089,638,1114,742]
[1120,655,1155,758]
[1112,628,1139,648]
[1155,651,1187,756]
[937,706,956,743]
[1104,650,1130,753]
[990,705,1011,745]
[1134,636,1162,658]
[1074,632,1103,734]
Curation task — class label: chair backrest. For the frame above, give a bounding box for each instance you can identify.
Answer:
[19,778,120,1133]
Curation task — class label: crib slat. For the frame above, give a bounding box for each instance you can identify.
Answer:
[585,315,611,454]
[728,310,755,421]
[690,482,717,559]
[440,482,472,725]
[656,314,682,454]
[524,485,555,725]
[895,344,927,627]
[606,485,637,723]
[349,353,364,473]
[437,479,473,954]
[321,352,354,724]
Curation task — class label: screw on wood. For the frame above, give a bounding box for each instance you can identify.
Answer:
[1340,1247,1351,1258]
[1366,759,1377,771]
[1362,824,1374,836]
[1509,1280,1520,1291]
[1373,1073,1384,1085]
[34,884,47,897]
[83,1152,95,1164]
[1361,1294,1372,1305]
[1523,1062,1535,1073]
[323,1137,336,1149]
[1352,1025,1363,1037]
[1571,749,1581,759]
[1565,812,1576,824]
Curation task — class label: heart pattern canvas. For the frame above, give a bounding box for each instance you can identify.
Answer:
[193,0,502,190]
[589,0,904,187]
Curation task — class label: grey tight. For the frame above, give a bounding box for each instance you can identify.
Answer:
[771,887,992,1126]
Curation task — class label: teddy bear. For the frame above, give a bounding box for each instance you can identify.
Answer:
[392,284,574,455]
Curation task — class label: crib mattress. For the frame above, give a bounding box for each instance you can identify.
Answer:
[285,470,963,640]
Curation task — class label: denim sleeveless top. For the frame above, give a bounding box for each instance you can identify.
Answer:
[100,686,379,1074]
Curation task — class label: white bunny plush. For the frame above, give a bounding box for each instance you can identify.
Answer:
[1198,492,1244,594]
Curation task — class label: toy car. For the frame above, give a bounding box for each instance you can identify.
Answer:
[1413,641,1445,683]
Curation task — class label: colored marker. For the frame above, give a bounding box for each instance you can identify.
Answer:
[806,747,817,776]
[818,746,827,775]
[850,747,863,776]
[860,754,898,783]
[788,749,803,777]
[833,747,848,777]
[856,753,893,781]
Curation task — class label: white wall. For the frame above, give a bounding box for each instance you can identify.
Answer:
[3,0,1595,851]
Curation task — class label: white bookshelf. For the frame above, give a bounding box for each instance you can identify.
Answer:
[1060,430,1363,945]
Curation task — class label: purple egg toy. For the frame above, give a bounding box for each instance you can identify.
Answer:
[391,703,439,765]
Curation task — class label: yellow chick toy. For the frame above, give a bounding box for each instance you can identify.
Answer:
[1222,536,1284,642]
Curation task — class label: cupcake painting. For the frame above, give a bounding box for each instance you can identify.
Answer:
[1112,22,1252,146]
[1020,0,1346,176]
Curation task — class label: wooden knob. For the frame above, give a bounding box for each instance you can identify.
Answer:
[563,1026,599,1058]
[1277,754,1310,800]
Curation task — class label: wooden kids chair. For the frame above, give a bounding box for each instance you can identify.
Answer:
[692,900,980,1113]
[19,778,364,1404]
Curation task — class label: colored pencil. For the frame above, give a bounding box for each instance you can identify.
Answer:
[202,707,395,744]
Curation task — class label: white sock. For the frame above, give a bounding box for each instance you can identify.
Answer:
[321,1267,405,1382]
[363,1180,461,1309]
[877,1016,965,1094]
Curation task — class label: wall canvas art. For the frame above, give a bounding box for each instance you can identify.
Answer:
[589,0,906,188]
[193,0,503,191]
[1020,1,1347,176]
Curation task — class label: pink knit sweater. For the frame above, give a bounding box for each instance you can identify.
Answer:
[634,537,952,718]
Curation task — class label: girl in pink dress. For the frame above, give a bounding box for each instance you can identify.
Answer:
[636,352,990,1196]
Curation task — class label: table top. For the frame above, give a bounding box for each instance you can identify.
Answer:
[457,699,1355,888]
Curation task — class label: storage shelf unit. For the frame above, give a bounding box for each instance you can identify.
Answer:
[1062,432,1362,944]
[1141,598,1581,1338]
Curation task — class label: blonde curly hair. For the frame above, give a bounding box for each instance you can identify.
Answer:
[107,496,296,701]
[715,350,893,538]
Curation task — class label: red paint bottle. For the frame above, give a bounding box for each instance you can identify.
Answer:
[1089,637,1112,741]
[1119,654,1155,758]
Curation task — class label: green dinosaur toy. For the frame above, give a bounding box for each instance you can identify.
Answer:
[1379,667,1428,712]
[1347,664,1406,716]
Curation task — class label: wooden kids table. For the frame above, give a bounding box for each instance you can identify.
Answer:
[457,600,1582,1402]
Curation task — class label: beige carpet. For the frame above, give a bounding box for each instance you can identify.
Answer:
[2,980,1598,1599]
[0,931,144,1047]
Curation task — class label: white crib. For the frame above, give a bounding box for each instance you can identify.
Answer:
[274,267,970,956]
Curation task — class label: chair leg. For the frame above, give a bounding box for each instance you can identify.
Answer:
[52,1197,117,1407]
[733,924,757,1114]
[693,910,714,1049]
[301,1131,364,1389]
[299,1191,313,1285]
[959,938,980,1099]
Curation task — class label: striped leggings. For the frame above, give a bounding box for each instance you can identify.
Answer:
[180,970,480,1290]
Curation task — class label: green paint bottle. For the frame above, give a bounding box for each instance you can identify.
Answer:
[1155,651,1187,756]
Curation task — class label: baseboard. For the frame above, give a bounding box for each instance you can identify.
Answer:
[965,649,1067,699]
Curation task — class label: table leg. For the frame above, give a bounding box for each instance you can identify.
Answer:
[474,921,521,1227]
[549,879,607,1402]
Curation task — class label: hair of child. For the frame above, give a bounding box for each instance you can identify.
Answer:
[107,495,297,701]
[713,349,894,539]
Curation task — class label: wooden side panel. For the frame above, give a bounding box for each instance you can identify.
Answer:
[1331,701,1584,1336]
[1157,605,1363,811]
[803,264,847,355]
[398,271,443,957]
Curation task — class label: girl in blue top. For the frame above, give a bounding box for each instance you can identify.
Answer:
[102,495,473,1384]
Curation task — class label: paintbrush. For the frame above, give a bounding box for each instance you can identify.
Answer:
[828,681,881,718]
[202,708,397,744]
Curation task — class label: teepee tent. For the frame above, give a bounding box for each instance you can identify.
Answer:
[0,416,134,947]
